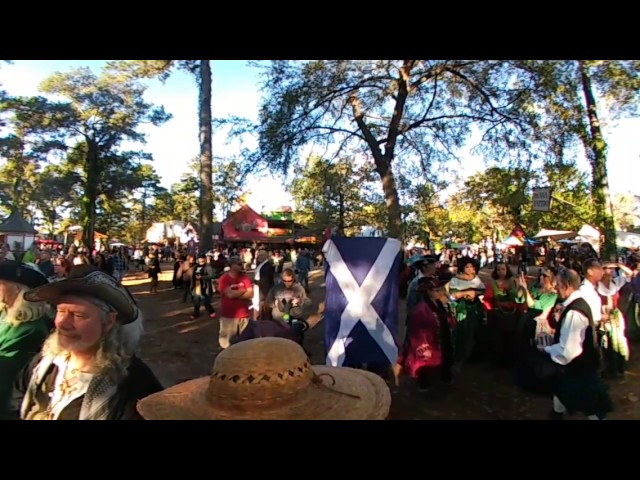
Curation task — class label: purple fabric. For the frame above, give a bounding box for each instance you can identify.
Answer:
[232,319,296,344]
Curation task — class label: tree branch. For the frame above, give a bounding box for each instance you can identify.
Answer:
[350,94,385,172]
[442,66,518,124]
[384,60,415,163]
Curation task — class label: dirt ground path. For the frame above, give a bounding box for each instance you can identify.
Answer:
[125,263,640,420]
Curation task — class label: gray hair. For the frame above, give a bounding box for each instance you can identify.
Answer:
[556,268,581,290]
[0,283,53,327]
[42,294,137,382]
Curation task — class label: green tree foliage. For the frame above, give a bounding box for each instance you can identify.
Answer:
[107,60,216,253]
[0,95,68,219]
[96,162,168,243]
[219,60,547,238]
[147,155,246,228]
[612,193,640,231]
[404,182,450,243]
[289,155,386,236]
[442,164,594,243]
[212,157,245,219]
[37,66,170,246]
[523,163,595,232]
[31,164,82,234]
[515,60,640,256]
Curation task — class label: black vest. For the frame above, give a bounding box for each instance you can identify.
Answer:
[553,296,600,373]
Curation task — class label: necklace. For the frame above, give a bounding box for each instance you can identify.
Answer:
[45,357,81,420]
[59,368,80,396]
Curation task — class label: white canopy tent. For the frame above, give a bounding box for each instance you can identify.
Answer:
[617,231,640,248]
[576,224,601,252]
[501,236,525,246]
[533,229,576,241]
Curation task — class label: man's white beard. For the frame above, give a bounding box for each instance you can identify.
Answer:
[43,330,97,357]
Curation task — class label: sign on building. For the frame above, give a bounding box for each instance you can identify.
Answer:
[532,187,552,212]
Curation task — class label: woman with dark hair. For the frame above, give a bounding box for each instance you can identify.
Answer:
[482,261,521,367]
[396,277,456,393]
[514,266,559,394]
[93,253,110,274]
[444,257,485,364]
[515,266,559,347]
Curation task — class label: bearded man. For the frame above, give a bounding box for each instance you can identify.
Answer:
[8,265,162,420]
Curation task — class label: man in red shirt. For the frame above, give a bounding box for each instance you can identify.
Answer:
[217,256,254,349]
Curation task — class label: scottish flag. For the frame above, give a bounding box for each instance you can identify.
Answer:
[322,237,401,368]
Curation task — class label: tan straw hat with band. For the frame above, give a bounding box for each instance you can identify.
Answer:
[137,337,391,420]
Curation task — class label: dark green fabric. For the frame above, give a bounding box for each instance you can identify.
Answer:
[515,285,557,312]
[452,299,484,363]
[625,300,640,342]
[0,316,50,419]
[490,279,517,303]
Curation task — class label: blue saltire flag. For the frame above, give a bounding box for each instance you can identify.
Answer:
[322,236,401,368]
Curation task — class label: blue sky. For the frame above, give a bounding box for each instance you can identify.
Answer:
[1,60,638,216]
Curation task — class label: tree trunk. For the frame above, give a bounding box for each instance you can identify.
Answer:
[198,60,214,253]
[48,211,56,239]
[349,61,415,240]
[12,126,26,216]
[579,61,617,258]
[140,187,147,243]
[378,161,403,238]
[337,188,345,235]
[82,139,99,249]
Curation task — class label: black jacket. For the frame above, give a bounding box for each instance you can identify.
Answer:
[7,354,163,420]
[256,260,275,302]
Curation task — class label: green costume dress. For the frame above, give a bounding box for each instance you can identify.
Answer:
[0,310,51,419]
[516,285,558,313]
[447,276,486,363]
[485,279,522,367]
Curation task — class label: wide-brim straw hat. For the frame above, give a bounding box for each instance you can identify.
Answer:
[24,264,138,324]
[137,337,391,420]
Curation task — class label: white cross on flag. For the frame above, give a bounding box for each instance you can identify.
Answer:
[322,236,401,368]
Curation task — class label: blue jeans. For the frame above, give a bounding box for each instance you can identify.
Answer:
[193,294,214,317]
[297,270,309,290]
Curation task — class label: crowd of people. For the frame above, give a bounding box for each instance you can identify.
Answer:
[0,241,386,421]
[2,234,639,420]
[397,241,640,420]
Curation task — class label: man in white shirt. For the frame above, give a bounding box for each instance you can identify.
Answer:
[579,258,605,326]
[541,268,612,420]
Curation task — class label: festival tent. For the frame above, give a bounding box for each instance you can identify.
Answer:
[533,229,576,241]
[616,231,640,248]
[577,224,600,239]
[576,224,601,252]
[501,235,525,246]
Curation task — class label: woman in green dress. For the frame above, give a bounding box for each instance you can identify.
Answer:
[444,257,486,364]
[0,262,52,418]
[514,266,558,394]
[515,266,559,349]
